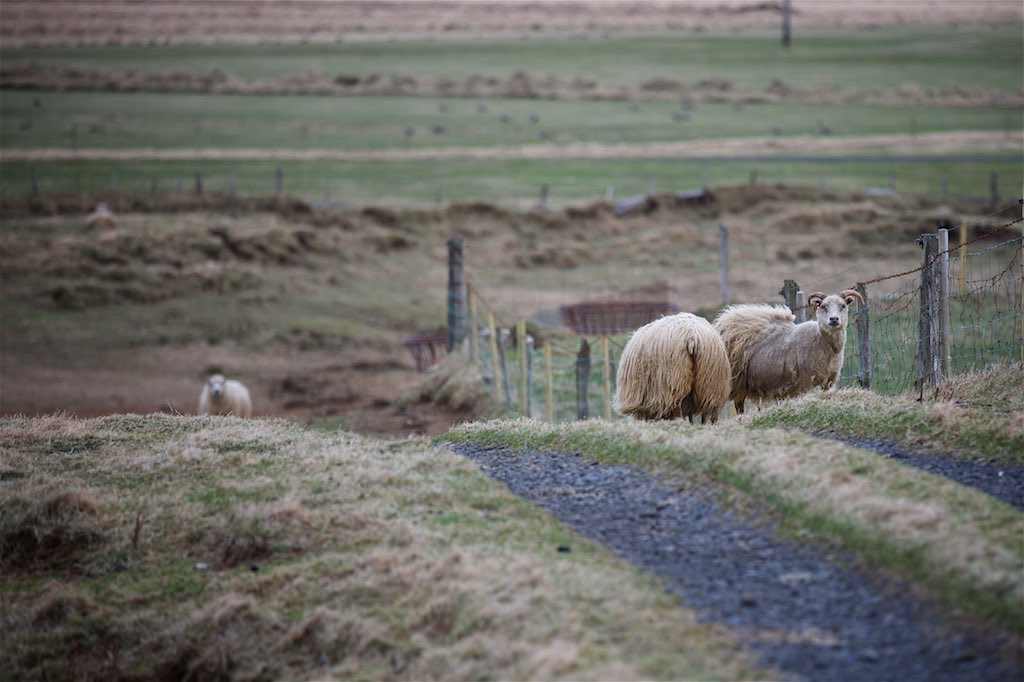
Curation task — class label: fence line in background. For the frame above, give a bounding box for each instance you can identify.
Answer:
[447,201,1023,420]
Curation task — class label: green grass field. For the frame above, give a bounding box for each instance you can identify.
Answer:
[3,90,1020,151]
[2,23,1021,205]
[3,25,1021,91]
[3,157,1021,208]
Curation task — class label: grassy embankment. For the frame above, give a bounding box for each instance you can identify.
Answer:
[444,365,1024,633]
[0,413,769,681]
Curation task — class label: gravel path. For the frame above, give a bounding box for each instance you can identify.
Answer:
[447,443,1022,682]
[813,433,1024,511]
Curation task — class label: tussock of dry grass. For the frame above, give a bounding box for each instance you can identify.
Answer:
[445,416,1024,631]
[397,353,506,420]
[0,413,767,681]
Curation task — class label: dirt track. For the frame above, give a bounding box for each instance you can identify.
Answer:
[5,131,1020,163]
[450,442,1023,682]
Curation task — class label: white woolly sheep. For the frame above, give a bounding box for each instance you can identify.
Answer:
[713,289,865,414]
[198,373,253,418]
[613,312,731,424]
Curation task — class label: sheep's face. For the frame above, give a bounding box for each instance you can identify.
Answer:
[206,374,226,397]
[813,294,851,333]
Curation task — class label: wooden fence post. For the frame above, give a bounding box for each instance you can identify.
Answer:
[446,236,465,352]
[795,290,806,323]
[601,335,612,420]
[958,223,967,294]
[855,282,870,389]
[487,311,503,401]
[781,279,799,312]
[467,284,479,366]
[536,184,549,212]
[718,225,729,306]
[497,329,512,406]
[937,228,951,380]
[916,233,938,393]
[576,339,591,421]
[544,343,554,422]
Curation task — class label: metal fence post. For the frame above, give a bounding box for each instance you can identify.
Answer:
[795,290,806,323]
[487,311,502,401]
[517,320,528,415]
[916,233,938,393]
[467,284,479,366]
[855,282,870,389]
[576,339,591,420]
[601,335,612,420]
[544,343,554,421]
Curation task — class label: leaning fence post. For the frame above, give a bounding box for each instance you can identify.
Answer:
[855,282,870,389]
[576,339,591,420]
[544,343,554,421]
[795,290,806,324]
[937,228,951,380]
[781,279,799,312]
[601,335,612,420]
[487,311,503,401]
[446,236,465,352]
[718,225,729,306]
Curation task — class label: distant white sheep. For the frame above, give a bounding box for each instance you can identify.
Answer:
[198,373,253,418]
[613,313,731,424]
[713,289,865,414]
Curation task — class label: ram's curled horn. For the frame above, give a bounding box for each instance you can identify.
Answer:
[807,292,827,308]
[840,288,865,305]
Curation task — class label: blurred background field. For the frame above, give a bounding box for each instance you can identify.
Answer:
[1,1,1021,433]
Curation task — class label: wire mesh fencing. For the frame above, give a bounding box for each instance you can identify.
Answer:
[448,203,1023,421]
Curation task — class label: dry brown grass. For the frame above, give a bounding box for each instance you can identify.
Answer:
[1,185,1006,429]
[2,1,1019,47]
[5,62,1021,108]
[0,413,768,681]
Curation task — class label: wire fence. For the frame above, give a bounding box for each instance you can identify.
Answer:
[432,200,1023,420]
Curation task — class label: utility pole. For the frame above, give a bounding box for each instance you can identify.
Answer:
[782,0,792,49]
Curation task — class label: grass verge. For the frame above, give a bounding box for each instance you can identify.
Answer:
[748,366,1024,464]
[442,415,1024,634]
[0,413,767,681]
